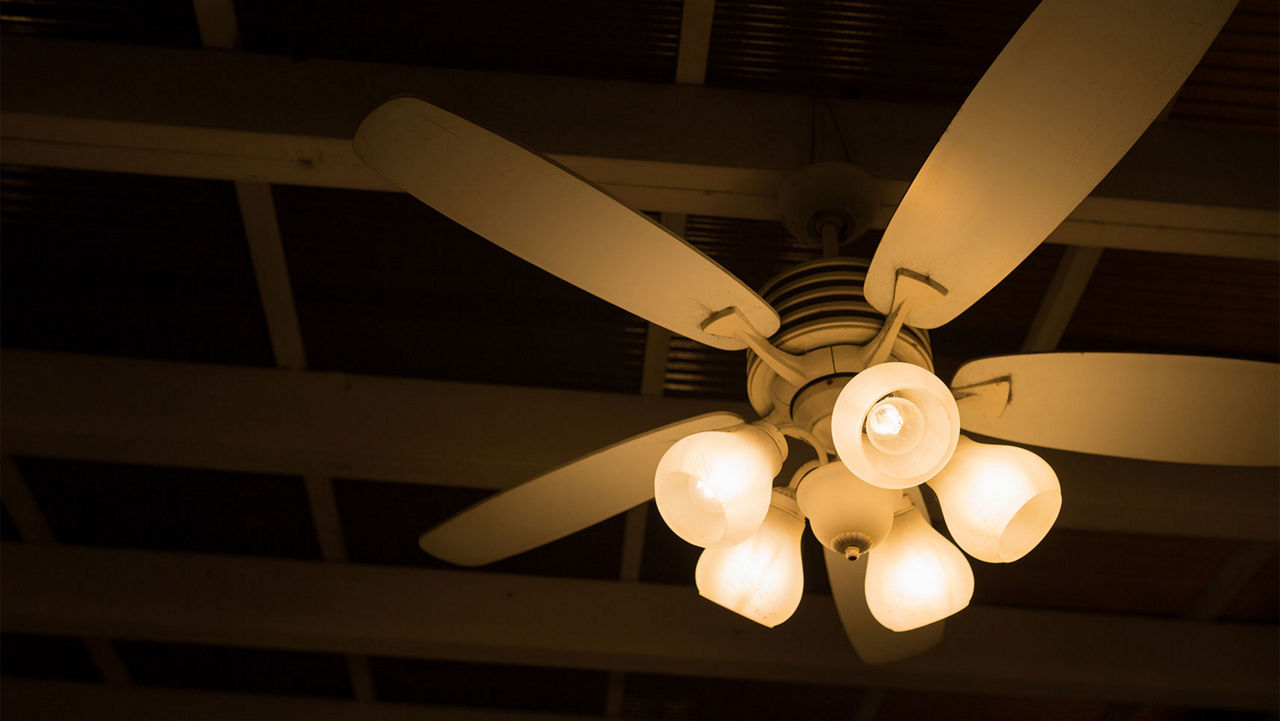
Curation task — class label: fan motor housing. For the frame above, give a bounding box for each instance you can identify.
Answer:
[747,257,934,451]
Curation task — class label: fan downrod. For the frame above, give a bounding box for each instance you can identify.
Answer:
[777,163,880,255]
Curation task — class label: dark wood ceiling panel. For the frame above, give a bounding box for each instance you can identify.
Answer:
[274,185,647,393]
[682,214,815,291]
[0,0,199,47]
[708,1,1278,136]
[0,165,274,366]
[16,458,322,560]
[705,0,1035,100]
[235,0,681,84]
[1060,250,1279,362]
[1221,547,1280,624]
[1169,0,1279,132]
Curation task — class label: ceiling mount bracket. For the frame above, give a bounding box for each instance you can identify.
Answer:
[778,163,880,249]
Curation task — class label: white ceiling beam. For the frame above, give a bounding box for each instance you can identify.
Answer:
[236,181,308,370]
[1,456,133,685]
[1020,246,1104,352]
[1,679,597,721]
[2,349,1274,541]
[1,456,55,543]
[234,153,379,701]
[191,0,239,50]
[0,349,745,491]
[675,0,716,85]
[2,113,1273,260]
[1185,542,1278,621]
[2,544,1274,709]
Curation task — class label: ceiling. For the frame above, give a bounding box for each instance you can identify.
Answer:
[0,1,1276,720]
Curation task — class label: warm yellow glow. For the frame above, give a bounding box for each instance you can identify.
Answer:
[831,362,960,489]
[654,425,781,548]
[928,436,1061,563]
[696,492,805,627]
[865,396,925,455]
[864,507,973,632]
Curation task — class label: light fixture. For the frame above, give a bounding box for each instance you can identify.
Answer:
[864,503,974,632]
[928,435,1061,563]
[695,488,806,627]
[831,362,961,489]
[795,461,899,560]
[654,422,786,548]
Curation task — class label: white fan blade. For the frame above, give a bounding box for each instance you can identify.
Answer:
[354,98,779,349]
[420,412,744,566]
[953,353,1280,466]
[865,0,1236,328]
[824,548,944,664]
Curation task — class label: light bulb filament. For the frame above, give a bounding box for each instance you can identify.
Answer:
[868,401,905,436]
[695,479,719,502]
[863,395,925,455]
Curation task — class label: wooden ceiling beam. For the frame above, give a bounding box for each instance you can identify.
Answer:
[2,349,1275,541]
[2,543,1274,709]
[191,0,239,50]
[0,457,133,685]
[3,36,1273,211]
[0,348,746,492]
[1,37,1276,259]
[2,112,1273,260]
[675,0,716,86]
[1020,246,1104,352]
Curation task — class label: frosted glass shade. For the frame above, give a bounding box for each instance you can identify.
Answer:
[795,462,899,558]
[655,425,782,548]
[865,507,973,632]
[831,362,960,489]
[696,490,805,627]
[928,436,1061,563]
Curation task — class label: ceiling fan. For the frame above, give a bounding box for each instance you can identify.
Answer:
[351,0,1277,663]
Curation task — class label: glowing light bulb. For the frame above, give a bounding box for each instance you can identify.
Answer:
[864,506,973,631]
[696,490,805,627]
[831,362,960,489]
[865,396,925,455]
[654,424,784,548]
[928,436,1061,563]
